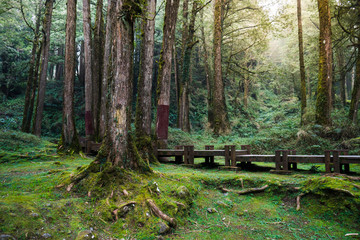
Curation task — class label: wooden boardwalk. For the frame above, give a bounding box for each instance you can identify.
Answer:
[157,146,360,174]
[80,139,360,174]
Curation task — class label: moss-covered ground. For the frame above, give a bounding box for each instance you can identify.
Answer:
[1,130,360,239]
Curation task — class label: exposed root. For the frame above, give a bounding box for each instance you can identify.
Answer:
[220,185,269,195]
[66,182,74,192]
[296,193,305,211]
[146,199,177,228]
[112,201,137,221]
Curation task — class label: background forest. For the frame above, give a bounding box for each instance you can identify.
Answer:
[1,0,360,155]
[1,0,360,239]
[1,0,360,154]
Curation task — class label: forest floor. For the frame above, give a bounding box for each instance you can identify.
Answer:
[1,131,360,240]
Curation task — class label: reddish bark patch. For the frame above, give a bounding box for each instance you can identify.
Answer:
[156,105,169,140]
[85,111,94,135]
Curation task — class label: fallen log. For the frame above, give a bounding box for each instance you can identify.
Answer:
[146,199,177,228]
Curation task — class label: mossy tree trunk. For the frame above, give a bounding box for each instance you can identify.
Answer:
[348,45,360,123]
[99,0,116,141]
[156,0,180,146]
[102,0,147,169]
[315,0,332,126]
[60,0,80,153]
[213,0,230,135]
[135,0,157,162]
[92,0,105,141]
[21,0,42,133]
[297,0,307,125]
[33,0,54,137]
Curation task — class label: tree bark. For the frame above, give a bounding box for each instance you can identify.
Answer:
[348,45,360,123]
[92,0,105,141]
[178,0,198,133]
[315,0,332,126]
[21,0,42,133]
[83,0,94,138]
[135,0,156,137]
[99,0,116,140]
[297,0,307,125]
[60,0,80,153]
[200,10,214,128]
[213,0,230,135]
[156,0,180,146]
[33,0,54,136]
[337,49,346,106]
[104,0,144,168]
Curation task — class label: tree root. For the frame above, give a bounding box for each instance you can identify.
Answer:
[112,201,137,221]
[220,185,269,195]
[146,199,177,228]
[296,193,305,211]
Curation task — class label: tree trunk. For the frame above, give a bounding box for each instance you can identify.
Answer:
[156,0,180,146]
[79,41,85,85]
[178,0,198,133]
[83,0,94,138]
[244,75,249,108]
[92,0,105,141]
[200,10,214,128]
[213,0,230,135]
[99,0,116,140]
[55,45,64,81]
[337,49,346,106]
[33,0,54,137]
[135,0,156,138]
[135,0,157,163]
[315,0,332,126]
[349,45,360,123]
[21,0,42,133]
[297,0,307,125]
[60,0,80,153]
[104,0,144,168]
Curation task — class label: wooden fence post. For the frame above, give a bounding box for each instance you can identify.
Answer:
[231,145,236,167]
[175,145,183,164]
[275,150,281,170]
[225,145,230,166]
[333,151,340,173]
[290,150,297,170]
[283,150,289,171]
[188,145,194,165]
[324,150,331,173]
[342,150,350,173]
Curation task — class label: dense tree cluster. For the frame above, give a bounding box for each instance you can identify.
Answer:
[0,0,359,170]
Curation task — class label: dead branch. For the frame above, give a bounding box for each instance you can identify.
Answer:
[146,199,177,228]
[220,185,269,195]
[173,201,186,208]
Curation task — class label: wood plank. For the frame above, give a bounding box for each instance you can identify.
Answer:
[236,155,276,162]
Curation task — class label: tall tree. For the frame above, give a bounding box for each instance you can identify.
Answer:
[92,0,105,141]
[99,0,116,140]
[315,0,333,126]
[135,0,156,160]
[83,0,94,138]
[349,43,360,122]
[200,10,214,128]
[60,0,80,152]
[33,0,54,136]
[98,0,148,169]
[156,0,181,146]
[21,0,42,133]
[213,0,230,135]
[297,0,307,125]
[178,0,199,132]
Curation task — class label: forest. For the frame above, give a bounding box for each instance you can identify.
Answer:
[1,0,360,239]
